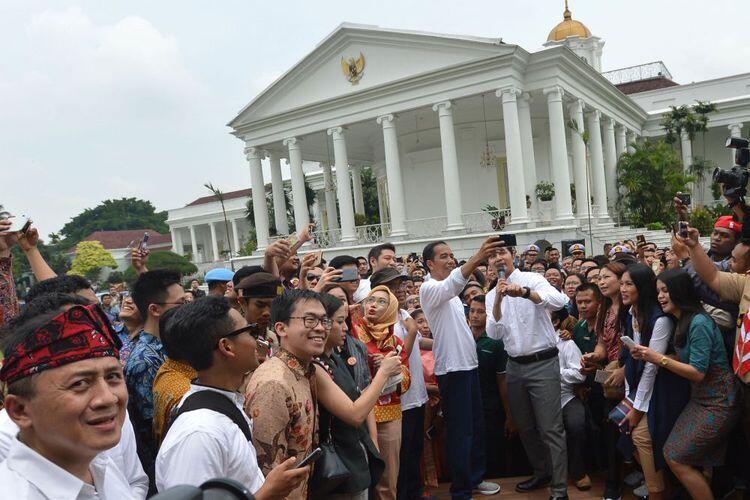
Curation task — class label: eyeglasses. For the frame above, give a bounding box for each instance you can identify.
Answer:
[306,274,321,281]
[363,297,389,307]
[289,316,332,329]
[153,300,187,306]
[215,323,259,347]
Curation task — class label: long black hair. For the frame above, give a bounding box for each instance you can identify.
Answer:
[624,263,659,343]
[656,269,705,348]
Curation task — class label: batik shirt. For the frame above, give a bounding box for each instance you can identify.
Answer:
[245,349,317,500]
[0,257,18,328]
[152,357,197,444]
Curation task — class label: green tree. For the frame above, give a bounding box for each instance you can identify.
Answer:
[60,198,168,246]
[360,167,381,224]
[68,241,117,282]
[617,140,695,227]
[246,182,316,235]
[123,251,197,283]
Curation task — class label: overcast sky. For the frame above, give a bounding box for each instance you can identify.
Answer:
[2,0,749,238]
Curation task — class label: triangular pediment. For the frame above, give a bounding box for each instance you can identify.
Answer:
[229,23,515,128]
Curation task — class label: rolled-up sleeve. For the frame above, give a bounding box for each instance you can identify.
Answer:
[419,267,468,308]
[531,274,569,311]
[485,287,507,341]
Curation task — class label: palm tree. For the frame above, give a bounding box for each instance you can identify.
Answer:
[204,182,234,270]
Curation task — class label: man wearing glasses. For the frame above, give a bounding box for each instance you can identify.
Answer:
[156,296,309,498]
[125,269,185,493]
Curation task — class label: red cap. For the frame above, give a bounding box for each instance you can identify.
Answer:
[714,215,742,234]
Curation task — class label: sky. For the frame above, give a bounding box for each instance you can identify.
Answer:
[2,0,749,238]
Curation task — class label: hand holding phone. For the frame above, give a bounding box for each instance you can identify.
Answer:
[594,370,612,384]
[678,221,689,238]
[620,335,637,349]
[296,447,322,468]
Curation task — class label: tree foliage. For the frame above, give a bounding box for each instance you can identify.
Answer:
[360,167,381,224]
[123,251,197,283]
[617,140,695,227]
[68,241,117,282]
[60,198,168,246]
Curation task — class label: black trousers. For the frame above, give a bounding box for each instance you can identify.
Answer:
[562,397,586,481]
[397,404,426,500]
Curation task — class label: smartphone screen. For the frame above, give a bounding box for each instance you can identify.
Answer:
[296,447,322,468]
[496,233,517,247]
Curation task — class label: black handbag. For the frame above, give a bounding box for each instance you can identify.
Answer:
[310,379,352,495]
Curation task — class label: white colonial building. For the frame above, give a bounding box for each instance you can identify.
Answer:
[167,3,750,267]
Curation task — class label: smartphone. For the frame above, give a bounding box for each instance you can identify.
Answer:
[595,370,612,384]
[496,233,517,247]
[287,232,299,247]
[138,232,150,251]
[678,221,689,238]
[4,215,31,233]
[296,447,322,468]
[636,234,646,245]
[313,250,323,267]
[338,267,359,282]
[677,193,691,206]
[620,335,637,349]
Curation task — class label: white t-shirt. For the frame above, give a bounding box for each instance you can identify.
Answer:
[394,309,428,410]
[419,267,478,376]
[156,384,265,494]
[0,438,136,499]
[0,409,148,499]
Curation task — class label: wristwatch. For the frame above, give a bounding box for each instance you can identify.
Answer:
[522,286,531,299]
[659,356,669,367]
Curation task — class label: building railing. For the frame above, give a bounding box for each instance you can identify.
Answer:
[404,216,448,238]
[462,209,511,233]
[602,61,673,85]
[311,223,392,249]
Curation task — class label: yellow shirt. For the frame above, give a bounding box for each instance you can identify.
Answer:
[152,357,197,443]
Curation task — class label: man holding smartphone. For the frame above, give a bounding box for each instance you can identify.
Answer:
[486,243,570,500]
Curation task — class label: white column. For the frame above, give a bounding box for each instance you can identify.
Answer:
[615,124,627,157]
[170,229,183,256]
[282,137,310,234]
[189,225,198,262]
[376,114,408,237]
[680,131,693,171]
[587,110,609,218]
[568,99,589,218]
[351,165,365,216]
[321,163,339,231]
[518,92,538,218]
[603,118,618,211]
[244,146,270,250]
[327,127,357,242]
[313,194,325,231]
[543,86,574,221]
[497,87,529,224]
[231,219,240,256]
[209,222,220,261]
[432,101,465,231]
[626,131,636,154]
[729,123,744,164]
[268,152,290,235]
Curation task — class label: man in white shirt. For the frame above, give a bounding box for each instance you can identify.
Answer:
[486,244,570,500]
[354,242,398,302]
[156,295,308,498]
[0,302,135,499]
[370,267,428,499]
[419,237,505,499]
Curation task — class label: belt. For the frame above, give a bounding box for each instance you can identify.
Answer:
[509,347,559,365]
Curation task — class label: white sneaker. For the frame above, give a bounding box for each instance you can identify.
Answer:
[473,481,501,495]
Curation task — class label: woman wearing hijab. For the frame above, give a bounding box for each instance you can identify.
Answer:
[358,285,411,500]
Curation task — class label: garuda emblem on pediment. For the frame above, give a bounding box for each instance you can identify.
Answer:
[341,52,365,85]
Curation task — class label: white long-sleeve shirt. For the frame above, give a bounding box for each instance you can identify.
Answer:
[419,267,478,376]
[557,338,586,408]
[485,269,569,358]
[395,309,428,410]
[624,312,673,412]
[0,409,148,499]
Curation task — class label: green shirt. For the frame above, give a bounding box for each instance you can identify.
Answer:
[572,319,597,355]
[678,313,730,373]
[475,333,507,414]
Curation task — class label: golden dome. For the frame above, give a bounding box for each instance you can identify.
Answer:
[547,0,592,42]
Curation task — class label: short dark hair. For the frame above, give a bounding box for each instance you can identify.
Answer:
[368,243,396,264]
[208,280,226,292]
[575,282,602,301]
[26,275,92,303]
[319,293,343,318]
[469,295,486,306]
[329,255,359,270]
[271,289,323,325]
[233,266,264,287]
[410,308,424,320]
[356,256,367,263]
[531,258,548,269]
[131,270,181,317]
[161,296,234,371]
[422,240,447,264]
[548,247,560,253]
[4,293,89,332]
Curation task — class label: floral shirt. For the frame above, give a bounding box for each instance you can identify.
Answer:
[0,257,18,328]
[599,308,622,363]
[245,349,317,500]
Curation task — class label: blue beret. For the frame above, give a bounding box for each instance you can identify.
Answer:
[205,268,235,283]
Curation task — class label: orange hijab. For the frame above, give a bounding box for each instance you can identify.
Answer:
[361,285,399,345]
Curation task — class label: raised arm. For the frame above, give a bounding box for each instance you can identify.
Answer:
[17,227,57,281]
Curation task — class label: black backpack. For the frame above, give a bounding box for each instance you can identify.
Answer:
[165,390,252,442]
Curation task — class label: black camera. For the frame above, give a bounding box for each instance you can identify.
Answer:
[713,137,750,201]
[150,478,254,500]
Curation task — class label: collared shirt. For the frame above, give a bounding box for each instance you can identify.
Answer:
[623,310,673,412]
[557,338,586,408]
[475,332,507,413]
[572,319,598,354]
[0,436,136,499]
[156,384,265,494]
[419,267,478,376]
[152,357,197,444]
[485,269,569,358]
[0,409,148,499]
[245,349,317,499]
[395,308,428,411]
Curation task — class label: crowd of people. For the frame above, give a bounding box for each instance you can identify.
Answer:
[1,193,750,500]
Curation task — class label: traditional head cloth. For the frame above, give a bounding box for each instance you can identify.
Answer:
[361,285,399,345]
[0,304,120,384]
[714,215,743,234]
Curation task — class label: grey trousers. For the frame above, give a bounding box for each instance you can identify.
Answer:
[506,355,568,497]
